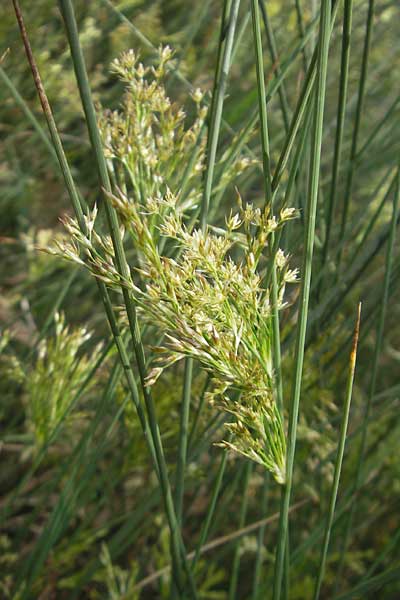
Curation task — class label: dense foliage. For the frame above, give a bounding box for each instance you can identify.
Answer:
[1,1,399,598]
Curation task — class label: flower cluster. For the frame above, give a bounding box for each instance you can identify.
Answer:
[48,48,300,484]
[6,312,103,448]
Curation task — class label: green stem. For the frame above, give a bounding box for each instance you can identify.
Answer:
[271,0,339,194]
[191,448,229,570]
[251,473,269,600]
[228,462,252,600]
[259,0,290,132]
[0,65,57,160]
[356,94,400,162]
[337,0,375,269]
[320,0,353,281]
[250,0,283,412]
[272,1,331,596]
[293,0,309,71]
[175,359,193,527]
[200,0,241,229]
[313,305,361,600]
[335,160,400,591]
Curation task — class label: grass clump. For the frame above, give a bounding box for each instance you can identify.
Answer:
[2,0,400,598]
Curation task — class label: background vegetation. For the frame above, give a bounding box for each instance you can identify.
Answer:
[1,0,399,598]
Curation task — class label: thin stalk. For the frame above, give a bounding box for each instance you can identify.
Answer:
[191,448,229,570]
[199,0,241,229]
[313,304,361,600]
[364,525,400,580]
[334,567,400,600]
[174,359,193,526]
[251,473,269,600]
[0,66,57,160]
[356,94,400,162]
[259,0,290,132]
[271,49,317,192]
[271,0,339,194]
[251,0,283,410]
[294,0,309,71]
[231,8,251,67]
[207,10,318,219]
[228,462,252,600]
[335,161,400,590]
[170,359,194,599]
[187,376,210,449]
[320,0,353,282]
[272,1,331,597]
[337,0,375,269]
[25,269,77,361]
[279,101,313,252]
[349,171,397,264]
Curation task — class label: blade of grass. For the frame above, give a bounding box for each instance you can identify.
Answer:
[272,1,331,597]
[174,358,193,527]
[251,473,269,600]
[355,94,400,162]
[313,304,361,600]
[259,0,290,132]
[271,0,339,194]
[250,6,289,593]
[293,0,309,71]
[334,567,400,600]
[334,159,400,590]
[200,0,241,229]
[337,0,375,270]
[0,65,57,160]
[320,0,353,286]
[228,462,252,600]
[191,446,230,570]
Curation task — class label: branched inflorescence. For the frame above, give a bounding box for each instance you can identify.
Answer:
[49,47,299,484]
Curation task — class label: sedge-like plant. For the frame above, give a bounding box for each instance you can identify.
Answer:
[5,0,399,598]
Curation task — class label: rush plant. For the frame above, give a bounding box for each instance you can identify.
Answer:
[2,0,399,599]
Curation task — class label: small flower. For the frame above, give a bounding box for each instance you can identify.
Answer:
[284,268,300,283]
[280,207,299,221]
[275,248,287,269]
[226,211,242,231]
[191,87,204,104]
